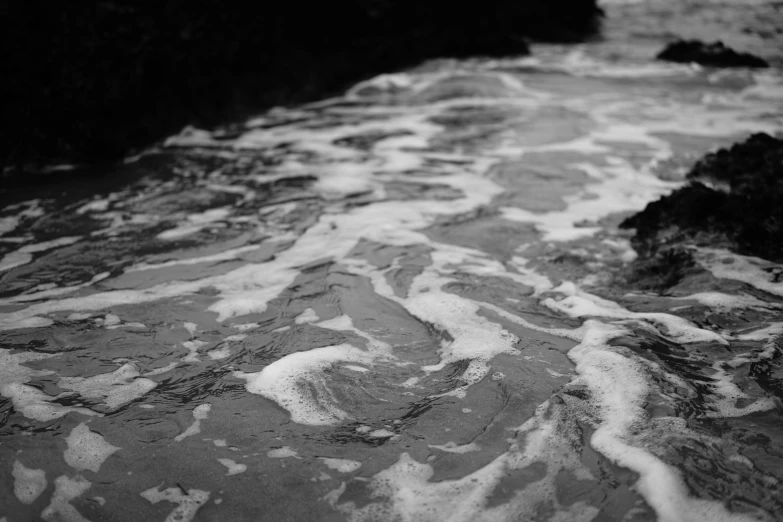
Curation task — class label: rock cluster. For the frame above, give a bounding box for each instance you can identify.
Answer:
[621,133,783,288]
[657,39,768,68]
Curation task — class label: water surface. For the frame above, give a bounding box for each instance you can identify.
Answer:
[1,1,783,521]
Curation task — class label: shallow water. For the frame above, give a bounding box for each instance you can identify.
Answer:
[2,1,783,521]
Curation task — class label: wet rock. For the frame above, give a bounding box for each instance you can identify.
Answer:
[622,247,699,292]
[621,133,783,267]
[656,39,768,68]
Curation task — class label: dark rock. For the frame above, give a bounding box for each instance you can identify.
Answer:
[621,133,783,263]
[623,247,699,292]
[688,133,782,191]
[656,39,769,68]
[3,0,602,169]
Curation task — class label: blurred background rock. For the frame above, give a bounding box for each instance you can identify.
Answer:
[2,0,601,170]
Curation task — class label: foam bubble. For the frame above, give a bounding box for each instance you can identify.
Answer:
[174,404,211,442]
[206,344,231,360]
[41,475,91,522]
[182,339,208,363]
[323,481,347,507]
[183,322,198,335]
[267,446,299,459]
[294,308,320,324]
[319,458,362,473]
[105,313,122,326]
[217,458,247,476]
[12,460,47,504]
[367,429,395,439]
[140,486,210,522]
[312,163,376,200]
[233,323,259,332]
[64,423,120,473]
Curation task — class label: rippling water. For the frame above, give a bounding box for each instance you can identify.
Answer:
[2,1,783,521]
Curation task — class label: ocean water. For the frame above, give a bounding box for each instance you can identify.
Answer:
[1,1,783,521]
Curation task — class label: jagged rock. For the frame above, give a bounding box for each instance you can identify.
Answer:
[621,247,698,292]
[621,133,783,262]
[656,39,768,68]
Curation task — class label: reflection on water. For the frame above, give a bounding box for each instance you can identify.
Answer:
[2,2,783,521]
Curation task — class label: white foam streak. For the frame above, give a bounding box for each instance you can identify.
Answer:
[428,442,480,454]
[704,364,776,418]
[0,107,502,330]
[235,344,371,425]
[127,245,260,272]
[58,363,157,409]
[696,248,783,297]
[736,322,783,342]
[345,250,755,521]
[3,383,99,422]
[544,282,728,345]
[0,236,81,273]
[344,249,524,390]
[499,91,778,241]
[672,291,780,311]
[341,403,596,522]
